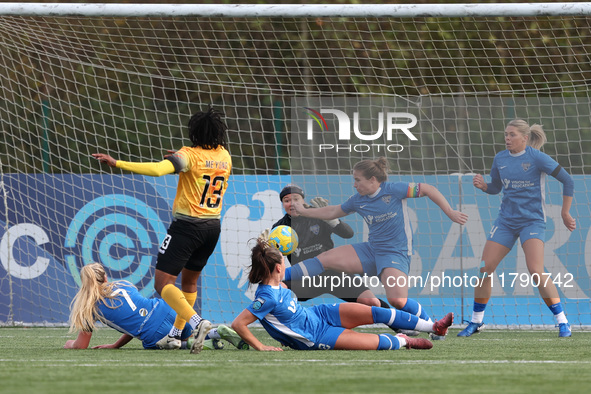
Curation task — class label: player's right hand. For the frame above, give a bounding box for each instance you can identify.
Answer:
[472,174,487,191]
[92,153,117,167]
[257,345,283,351]
[291,199,306,214]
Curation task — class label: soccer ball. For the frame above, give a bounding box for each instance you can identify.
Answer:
[268,225,299,255]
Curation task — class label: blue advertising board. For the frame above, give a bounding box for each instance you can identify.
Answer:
[1,173,589,326]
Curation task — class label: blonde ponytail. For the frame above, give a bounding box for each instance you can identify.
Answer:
[506,119,547,150]
[528,124,547,150]
[68,263,118,333]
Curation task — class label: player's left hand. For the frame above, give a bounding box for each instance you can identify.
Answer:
[92,343,118,349]
[562,213,576,231]
[448,209,468,225]
[163,149,177,159]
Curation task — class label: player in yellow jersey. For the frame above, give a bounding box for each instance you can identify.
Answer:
[92,107,231,354]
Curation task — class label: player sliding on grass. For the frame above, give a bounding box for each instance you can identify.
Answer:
[231,238,453,351]
[65,263,247,350]
[93,107,231,354]
[458,119,576,338]
[284,157,467,339]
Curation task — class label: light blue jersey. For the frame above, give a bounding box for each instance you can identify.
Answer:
[340,182,420,255]
[96,282,184,349]
[247,284,344,350]
[487,146,567,226]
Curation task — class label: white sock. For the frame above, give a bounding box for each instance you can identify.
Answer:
[189,314,202,330]
[471,311,484,324]
[555,312,568,325]
[415,318,434,333]
[395,335,407,349]
[167,327,183,338]
[206,328,221,340]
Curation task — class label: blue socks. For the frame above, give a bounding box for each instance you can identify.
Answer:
[377,333,401,350]
[548,302,568,324]
[548,302,564,315]
[400,298,431,321]
[372,306,419,330]
[284,257,325,281]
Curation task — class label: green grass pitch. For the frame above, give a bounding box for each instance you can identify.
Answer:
[1,327,589,394]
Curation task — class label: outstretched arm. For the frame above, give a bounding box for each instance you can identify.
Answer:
[309,197,354,238]
[293,200,347,220]
[92,334,134,349]
[231,309,283,351]
[419,183,468,225]
[92,153,175,177]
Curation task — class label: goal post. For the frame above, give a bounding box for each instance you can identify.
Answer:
[1,3,590,328]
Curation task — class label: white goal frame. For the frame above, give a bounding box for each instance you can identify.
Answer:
[1,3,590,329]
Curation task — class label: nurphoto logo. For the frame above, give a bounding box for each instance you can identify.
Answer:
[304,107,418,153]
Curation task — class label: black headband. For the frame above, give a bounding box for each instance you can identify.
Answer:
[280,185,305,201]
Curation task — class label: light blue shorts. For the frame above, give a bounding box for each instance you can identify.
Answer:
[352,242,411,276]
[144,308,192,349]
[487,218,546,249]
[310,304,345,350]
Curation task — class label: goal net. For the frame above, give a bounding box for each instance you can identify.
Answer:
[0,3,589,328]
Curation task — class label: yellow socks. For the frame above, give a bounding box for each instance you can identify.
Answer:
[161,284,197,322]
[172,291,197,330]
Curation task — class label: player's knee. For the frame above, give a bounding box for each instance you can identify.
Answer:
[356,297,381,307]
[154,282,165,295]
[526,268,545,277]
[479,261,496,278]
[387,298,407,310]
[154,271,176,295]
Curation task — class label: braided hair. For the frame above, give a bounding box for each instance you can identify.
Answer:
[187,107,228,149]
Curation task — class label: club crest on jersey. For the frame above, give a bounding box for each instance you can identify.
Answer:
[252,298,265,310]
[310,224,320,235]
[522,162,531,171]
[381,195,392,204]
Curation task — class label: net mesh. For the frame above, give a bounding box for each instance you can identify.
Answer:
[0,11,589,326]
